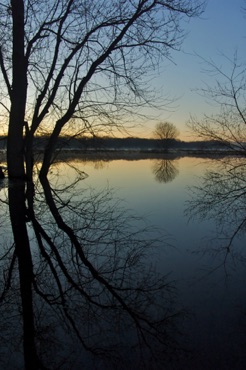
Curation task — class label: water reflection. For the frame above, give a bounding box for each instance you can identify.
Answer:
[0,167,185,369]
[53,152,181,184]
[152,158,179,183]
[186,156,246,263]
[182,156,246,368]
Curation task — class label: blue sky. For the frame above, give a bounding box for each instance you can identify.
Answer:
[138,0,246,140]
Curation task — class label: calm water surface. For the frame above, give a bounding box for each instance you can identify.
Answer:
[63,155,246,368]
[1,155,245,368]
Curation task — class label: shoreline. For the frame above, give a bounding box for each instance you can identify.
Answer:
[1,148,245,165]
[50,148,246,162]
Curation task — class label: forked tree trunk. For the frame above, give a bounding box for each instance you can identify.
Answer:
[39,123,62,178]
[7,0,27,179]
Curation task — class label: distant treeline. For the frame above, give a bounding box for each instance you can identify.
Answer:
[0,135,237,152]
[35,136,233,152]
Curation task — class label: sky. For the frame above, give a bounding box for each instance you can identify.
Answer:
[135,0,246,141]
[0,1,244,141]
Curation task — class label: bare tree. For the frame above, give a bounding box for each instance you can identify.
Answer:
[153,121,179,151]
[188,53,246,152]
[154,121,180,140]
[0,0,204,179]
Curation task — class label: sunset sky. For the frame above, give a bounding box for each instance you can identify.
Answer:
[0,1,245,141]
[135,0,246,141]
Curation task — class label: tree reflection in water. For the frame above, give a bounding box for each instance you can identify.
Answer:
[0,165,184,369]
[186,156,246,264]
[152,158,179,183]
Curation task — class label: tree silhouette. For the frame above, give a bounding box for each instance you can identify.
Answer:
[154,122,180,141]
[188,53,246,153]
[154,122,180,151]
[0,0,204,179]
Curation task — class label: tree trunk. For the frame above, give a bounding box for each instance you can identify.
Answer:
[39,123,62,178]
[25,125,34,182]
[7,0,27,179]
[8,182,41,369]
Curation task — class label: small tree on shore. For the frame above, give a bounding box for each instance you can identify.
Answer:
[154,121,179,150]
[154,122,180,140]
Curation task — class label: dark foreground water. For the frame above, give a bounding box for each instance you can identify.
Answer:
[0,154,246,369]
